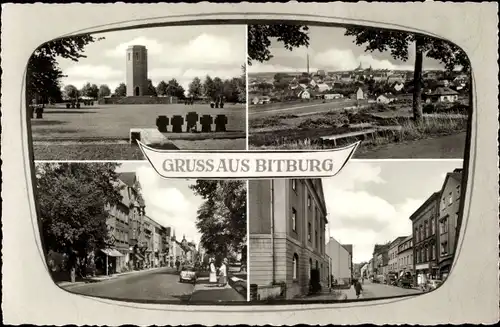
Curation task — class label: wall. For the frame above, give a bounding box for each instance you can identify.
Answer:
[249,180,272,234]
[98,95,179,105]
[438,173,462,269]
[126,46,148,97]
[326,237,351,284]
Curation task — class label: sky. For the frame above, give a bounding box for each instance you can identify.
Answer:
[57,25,246,93]
[249,26,447,73]
[323,160,463,264]
[116,162,204,246]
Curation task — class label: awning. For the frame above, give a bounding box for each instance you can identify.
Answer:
[101,248,124,257]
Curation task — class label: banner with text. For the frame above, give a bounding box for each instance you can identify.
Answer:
[138,141,359,179]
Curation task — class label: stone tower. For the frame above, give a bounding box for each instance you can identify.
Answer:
[126,45,148,97]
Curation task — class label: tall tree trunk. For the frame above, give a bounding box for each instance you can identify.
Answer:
[413,37,424,122]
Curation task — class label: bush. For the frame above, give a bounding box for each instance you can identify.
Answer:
[423,103,436,114]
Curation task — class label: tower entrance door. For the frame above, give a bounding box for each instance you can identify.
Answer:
[135,86,140,96]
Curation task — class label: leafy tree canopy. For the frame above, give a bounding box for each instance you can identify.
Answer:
[247,24,310,65]
[35,163,123,264]
[27,34,103,104]
[190,181,247,261]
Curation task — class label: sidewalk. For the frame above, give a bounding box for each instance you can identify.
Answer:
[56,266,166,288]
[189,277,246,302]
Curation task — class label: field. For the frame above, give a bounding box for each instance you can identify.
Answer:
[248,103,469,159]
[31,103,246,160]
[249,98,359,118]
[32,103,245,140]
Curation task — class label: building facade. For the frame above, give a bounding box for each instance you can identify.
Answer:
[126,45,149,97]
[249,179,329,299]
[410,192,440,286]
[437,169,463,280]
[341,244,354,282]
[397,235,414,277]
[388,237,407,274]
[372,244,390,277]
[326,237,351,285]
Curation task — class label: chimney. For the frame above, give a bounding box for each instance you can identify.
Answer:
[307,53,310,76]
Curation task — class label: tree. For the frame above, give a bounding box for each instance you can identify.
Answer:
[35,163,123,280]
[203,75,216,100]
[273,73,291,91]
[190,181,246,261]
[344,27,470,121]
[88,84,99,99]
[80,82,99,99]
[146,79,157,96]
[188,77,203,99]
[63,84,79,100]
[26,34,103,105]
[247,24,310,65]
[98,84,111,99]
[114,83,127,97]
[237,64,247,103]
[156,80,168,96]
[165,79,185,99]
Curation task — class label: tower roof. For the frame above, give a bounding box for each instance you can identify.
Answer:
[127,45,147,49]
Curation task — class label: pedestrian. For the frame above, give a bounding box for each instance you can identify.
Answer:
[354,279,363,299]
[218,258,228,287]
[209,258,217,284]
[175,259,180,272]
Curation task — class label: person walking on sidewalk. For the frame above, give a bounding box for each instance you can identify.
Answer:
[219,258,228,287]
[209,258,217,284]
[354,279,363,299]
[218,258,228,287]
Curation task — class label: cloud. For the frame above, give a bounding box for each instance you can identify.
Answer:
[105,34,245,66]
[61,65,124,89]
[135,167,202,244]
[249,46,414,73]
[325,162,386,191]
[324,162,420,263]
[65,64,123,80]
[105,37,166,57]
[313,48,413,71]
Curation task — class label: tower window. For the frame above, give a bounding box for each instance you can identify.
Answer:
[136,52,139,61]
[128,53,131,61]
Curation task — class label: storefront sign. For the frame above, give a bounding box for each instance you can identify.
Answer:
[415,263,429,270]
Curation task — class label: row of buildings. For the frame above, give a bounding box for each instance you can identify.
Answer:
[360,168,463,286]
[249,178,353,300]
[103,172,202,274]
[249,63,468,105]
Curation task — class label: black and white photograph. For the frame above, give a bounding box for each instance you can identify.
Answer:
[35,162,247,303]
[248,160,464,301]
[29,25,247,160]
[247,25,470,158]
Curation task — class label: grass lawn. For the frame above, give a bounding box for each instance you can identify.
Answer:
[31,103,246,141]
[33,143,146,160]
[33,138,247,160]
[248,108,468,158]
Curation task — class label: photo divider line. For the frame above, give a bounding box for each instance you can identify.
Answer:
[246,179,251,301]
[245,23,249,152]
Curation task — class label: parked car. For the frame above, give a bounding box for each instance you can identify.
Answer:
[179,265,197,284]
[425,279,443,292]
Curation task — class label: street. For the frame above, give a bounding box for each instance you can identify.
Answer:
[346,280,422,300]
[61,267,246,303]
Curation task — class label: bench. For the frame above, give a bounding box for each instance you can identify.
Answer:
[320,128,377,147]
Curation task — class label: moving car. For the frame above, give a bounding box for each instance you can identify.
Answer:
[179,265,197,284]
